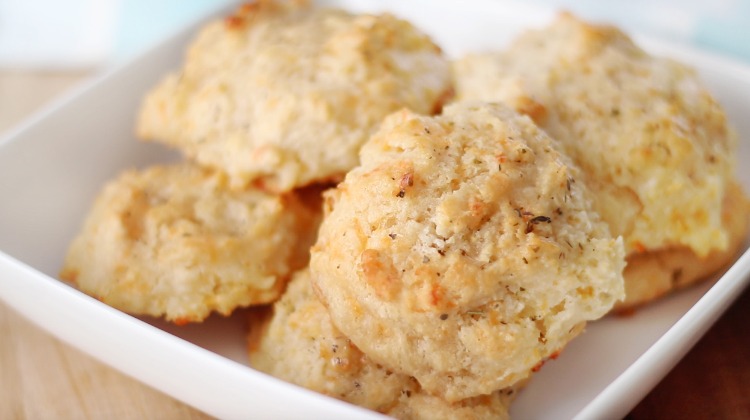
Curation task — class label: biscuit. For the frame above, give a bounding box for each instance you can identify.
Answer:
[453,13,742,259]
[249,269,517,419]
[137,1,452,192]
[617,181,749,309]
[453,14,749,309]
[309,102,625,401]
[60,163,320,324]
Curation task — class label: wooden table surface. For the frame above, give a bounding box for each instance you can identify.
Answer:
[1,71,748,419]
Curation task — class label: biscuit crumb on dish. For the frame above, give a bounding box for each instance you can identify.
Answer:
[60,163,320,323]
[249,268,517,420]
[310,102,625,401]
[453,12,749,308]
[137,1,452,192]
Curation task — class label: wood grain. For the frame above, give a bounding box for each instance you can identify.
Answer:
[0,70,748,419]
[0,305,211,419]
[628,285,750,419]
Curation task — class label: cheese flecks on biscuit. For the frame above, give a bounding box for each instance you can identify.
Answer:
[61,163,320,323]
[137,1,452,192]
[310,102,625,401]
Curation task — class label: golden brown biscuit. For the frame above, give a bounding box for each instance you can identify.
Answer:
[309,102,625,401]
[137,1,452,192]
[453,13,749,308]
[60,163,320,324]
[453,13,740,258]
[249,269,517,419]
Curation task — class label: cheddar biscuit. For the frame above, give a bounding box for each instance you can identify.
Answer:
[309,102,625,401]
[137,1,452,192]
[453,13,748,307]
[61,163,319,323]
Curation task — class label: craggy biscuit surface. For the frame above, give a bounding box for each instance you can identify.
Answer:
[249,269,516,420]
[137,1,452,192]
[60,163,319,323]
[454,13,739,258]
[310,103,625,401]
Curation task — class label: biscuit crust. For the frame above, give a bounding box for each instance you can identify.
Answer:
[310,103,625,401]
[249,269,516,420]
[60,163,320,323]
[137,1,452,192]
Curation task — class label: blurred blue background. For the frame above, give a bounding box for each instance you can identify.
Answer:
[0,0,748,69]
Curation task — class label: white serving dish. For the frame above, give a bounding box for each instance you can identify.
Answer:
[1,1,749,418]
